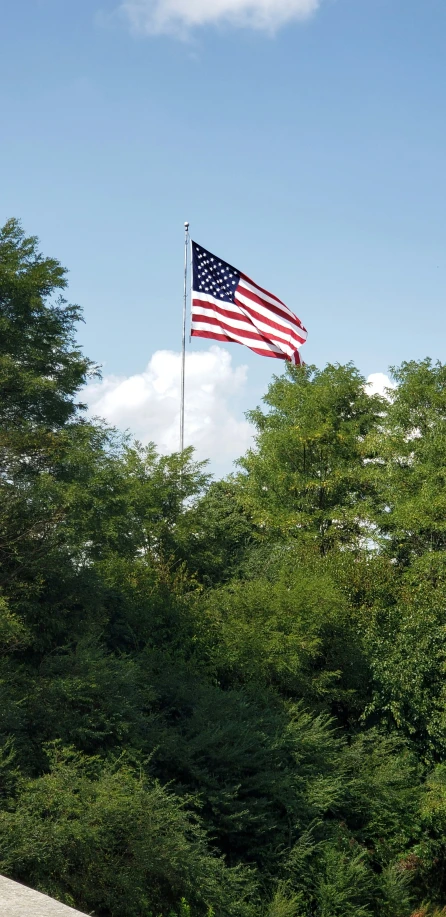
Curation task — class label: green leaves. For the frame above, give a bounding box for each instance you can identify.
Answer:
[4,218,446,915]
[0,748,257,917]
[238,362,385,550]
[368,359,446,558]
[0,218,94,434]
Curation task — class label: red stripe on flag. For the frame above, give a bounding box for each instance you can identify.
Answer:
[193,298,304,354]
[191,328,288,359]
[234,289,307,346]
[192,310,284,348]
[236,283,307,336]
[239,271,288,308]
[191,241,307,364]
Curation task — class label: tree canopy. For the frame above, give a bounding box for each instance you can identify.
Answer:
[1,219,446,917]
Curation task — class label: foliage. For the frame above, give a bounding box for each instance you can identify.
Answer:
[238,362,385,550]
[0,746,256,917]
[2,220,446,915]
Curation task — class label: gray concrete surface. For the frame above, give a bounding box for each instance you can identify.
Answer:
[0,875,90,916]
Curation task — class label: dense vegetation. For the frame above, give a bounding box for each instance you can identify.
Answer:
[1,218,446,917]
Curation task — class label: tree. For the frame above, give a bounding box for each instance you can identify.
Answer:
[0,746,257,917]
[2,217,446,916]
[0,218,93,435]
[367,359,446,561]
[237,363,385,551]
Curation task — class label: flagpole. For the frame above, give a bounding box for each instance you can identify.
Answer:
[180,221,189,453]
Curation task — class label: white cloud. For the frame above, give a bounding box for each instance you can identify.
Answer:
[84,346,254,472]
[366,372,396,398]
[120,0,320,36]
[84,358,394,475]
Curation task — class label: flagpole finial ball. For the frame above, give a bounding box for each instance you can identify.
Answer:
[184,221,189,231]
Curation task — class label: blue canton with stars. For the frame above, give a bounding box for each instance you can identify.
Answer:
[192,242,240,304]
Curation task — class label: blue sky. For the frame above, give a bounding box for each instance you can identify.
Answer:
[1,0,445,469]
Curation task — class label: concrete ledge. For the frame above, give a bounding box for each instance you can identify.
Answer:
[0,875,90,916]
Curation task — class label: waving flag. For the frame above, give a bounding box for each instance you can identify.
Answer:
[191,242,307,364]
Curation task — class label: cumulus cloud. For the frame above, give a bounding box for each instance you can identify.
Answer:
[120,0,320,36]
[84,359,401,472]
[84,346,254,471]
[366,372,395,398]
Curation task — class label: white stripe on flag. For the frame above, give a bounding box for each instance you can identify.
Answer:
[234,292,307,346]
[193,301,305,357]
[238,277,304,326]
[191,321,285,356]
[191,240,307,363]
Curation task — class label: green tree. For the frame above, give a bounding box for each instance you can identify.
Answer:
[238,363,385,551]
[368,359,446,561]
[0,746,257,917]
[2,217,446,917]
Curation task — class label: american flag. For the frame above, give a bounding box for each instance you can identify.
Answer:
[191,242,307,364]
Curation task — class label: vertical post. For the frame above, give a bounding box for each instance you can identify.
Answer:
[180,221,189,453]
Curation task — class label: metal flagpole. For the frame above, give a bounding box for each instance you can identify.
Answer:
[180,221,189,453]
